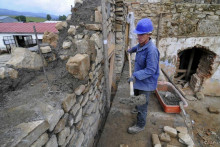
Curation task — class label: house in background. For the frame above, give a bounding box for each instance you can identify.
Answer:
[0,16,18,23]
[0,23,58,52]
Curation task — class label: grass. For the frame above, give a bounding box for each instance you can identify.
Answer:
[9,16,46,22]
[26,17,46,22]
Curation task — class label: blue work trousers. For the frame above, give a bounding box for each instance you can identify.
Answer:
[134,89,152,128]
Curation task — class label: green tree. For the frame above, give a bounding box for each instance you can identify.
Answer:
[15,15,26,22]
[58,15,67,21]
[46,14,51,20]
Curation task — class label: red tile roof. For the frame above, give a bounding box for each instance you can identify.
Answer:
[0,23,58,33]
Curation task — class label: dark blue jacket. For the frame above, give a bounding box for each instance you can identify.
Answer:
[130,39,160,91]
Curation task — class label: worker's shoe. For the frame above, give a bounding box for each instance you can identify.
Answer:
[128,125,144,134]
[131,108,138,114]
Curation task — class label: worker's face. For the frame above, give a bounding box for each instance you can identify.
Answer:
[137,33,150,44]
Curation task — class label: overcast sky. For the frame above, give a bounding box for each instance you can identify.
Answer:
[0,0,75,15]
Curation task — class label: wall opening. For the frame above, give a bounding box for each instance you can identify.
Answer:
[174,47,217,92]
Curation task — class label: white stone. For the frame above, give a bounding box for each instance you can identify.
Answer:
[159,133,171,142]
[6,47,47,70]
[178,133,194,146]
[66,14,72,21]
[90,33,102,49]
[62,41,72,49]
[58,127,70,146]
[45,135,58,147]
[81,93,89,107]
[74,85,86,95]
[31,133,49,147]
[0,67,5,79]
[68,25,76,35]
[15,120,49,147]
[61,128,75,147]
[62,93,76,112]
[71,103,81,116]
[54,113,68,133]
[40,46,51,53]
[164,126,177,137]
[176,126,188,134]
[45,109,64,131]
[74,108,82,123]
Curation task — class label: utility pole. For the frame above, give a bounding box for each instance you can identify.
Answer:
[101,0,110,111]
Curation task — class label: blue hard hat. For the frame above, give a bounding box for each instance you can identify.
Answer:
[134,18,154,34]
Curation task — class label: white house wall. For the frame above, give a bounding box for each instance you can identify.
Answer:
[159,36,220,96]
[0,33,43,49]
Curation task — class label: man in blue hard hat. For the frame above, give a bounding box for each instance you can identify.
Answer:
[127,18,160,134]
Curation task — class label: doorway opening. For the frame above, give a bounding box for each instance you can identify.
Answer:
[174,46,217,92]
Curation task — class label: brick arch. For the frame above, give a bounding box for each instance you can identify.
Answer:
[174,45,218,92]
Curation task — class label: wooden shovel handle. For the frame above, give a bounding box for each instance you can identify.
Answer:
[128,51,134,96]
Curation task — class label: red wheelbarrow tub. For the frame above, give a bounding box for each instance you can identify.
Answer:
[155,81,188,113]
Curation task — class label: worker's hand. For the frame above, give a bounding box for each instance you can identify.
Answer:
[127,76,135,83]
[127,48,132,54]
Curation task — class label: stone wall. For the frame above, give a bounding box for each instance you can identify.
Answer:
[0,0,127,147]
[114,0,128,78]
[128,2,220,96]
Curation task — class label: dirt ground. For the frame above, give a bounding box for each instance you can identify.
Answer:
[98,62,220,147]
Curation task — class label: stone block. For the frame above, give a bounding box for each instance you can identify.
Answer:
[159,133,171,142]
[76,120,83,131]
[62,41,72,49]
[0,67,5,79]
[74,85,86,95]
[74,108,82,123]
[85,24,102,31]
[40,46,51,53]
[178,133,194,146]
[66,54,90,80]
[71,103,81,116]
[61,127,75,147]
[54,113,68,134]
[81,93,89,107]
[208,106,219,114]
[90,33,102,49]
[45,135,58,147]
[83,101,95,116]
[45,109,64,131]
[58,127,70,146]
[6,47,47,70]
[31,133,49,147]
[152,134,161,147]
[72,132,84,147]
[15,120,49,147]
[55,22,67,30]
[62,93,76,112]
[176,126,188,134]
[68,114,74,127]
[68,26,76,35]
[76,39,96,62]
[164,126,177,137]
[66,14,72,21]
[95,10,102,23]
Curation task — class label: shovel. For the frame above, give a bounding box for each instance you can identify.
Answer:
[119,50,146,106]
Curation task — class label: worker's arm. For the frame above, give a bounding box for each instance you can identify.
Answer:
[128,44,138,53]
[133,49,159,80]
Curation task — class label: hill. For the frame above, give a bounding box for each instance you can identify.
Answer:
[0,8,58,19]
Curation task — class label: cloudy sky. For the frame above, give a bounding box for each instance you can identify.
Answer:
[0,0,75,15]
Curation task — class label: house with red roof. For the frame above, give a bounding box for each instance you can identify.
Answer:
[0,22,58,52]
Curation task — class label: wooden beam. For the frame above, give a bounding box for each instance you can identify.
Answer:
[185,49,195,80]
[101,0,110,110]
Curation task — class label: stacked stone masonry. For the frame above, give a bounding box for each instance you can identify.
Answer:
[0,0,117,147]
[115,0,128,78]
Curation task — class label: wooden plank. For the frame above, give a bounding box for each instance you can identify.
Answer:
[185,49,195,80]
[101,0,110,110]
[109,51,115,90]
[108,43,115,57]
